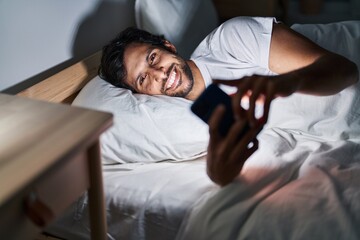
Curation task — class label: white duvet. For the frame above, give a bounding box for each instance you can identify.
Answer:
[177,20,360,240]
[176,128,360,240]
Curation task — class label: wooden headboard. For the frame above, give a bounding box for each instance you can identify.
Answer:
[16,51,102,104]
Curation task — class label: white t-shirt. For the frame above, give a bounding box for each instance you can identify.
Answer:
[191,17,360,140]
[191,16,276,89]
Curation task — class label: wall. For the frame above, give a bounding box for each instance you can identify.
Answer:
[0,0,135,93]
[212,0,360,25]
[286,0,360,25]
[212,0,284,23]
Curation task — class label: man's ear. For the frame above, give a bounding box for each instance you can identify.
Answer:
[163,40,177,53]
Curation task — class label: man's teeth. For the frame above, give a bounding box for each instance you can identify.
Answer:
[166,70,176,89]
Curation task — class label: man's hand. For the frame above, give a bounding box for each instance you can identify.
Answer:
[214,74,297,127]
[206,104,262,186]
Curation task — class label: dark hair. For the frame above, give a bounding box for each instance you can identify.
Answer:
[98,27,170,91]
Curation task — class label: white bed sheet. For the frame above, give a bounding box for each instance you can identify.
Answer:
[46,158,218,240]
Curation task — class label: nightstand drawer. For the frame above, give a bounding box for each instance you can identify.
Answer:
[0,151,89,239]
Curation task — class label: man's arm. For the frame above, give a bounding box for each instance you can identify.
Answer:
[269,22,359,96]
[217,22,359,126]
[206,21,359,186]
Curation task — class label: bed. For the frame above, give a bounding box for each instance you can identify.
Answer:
[15,3,360,240]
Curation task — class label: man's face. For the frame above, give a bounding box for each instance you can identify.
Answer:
[123,43,194,98]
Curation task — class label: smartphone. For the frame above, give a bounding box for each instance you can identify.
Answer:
[191,83,249,138]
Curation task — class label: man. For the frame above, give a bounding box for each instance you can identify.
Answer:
[99,17,359,186]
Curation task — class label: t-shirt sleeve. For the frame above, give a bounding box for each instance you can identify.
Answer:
[206,17,274,69]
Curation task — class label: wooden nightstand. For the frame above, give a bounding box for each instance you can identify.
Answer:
[0,93,113,240]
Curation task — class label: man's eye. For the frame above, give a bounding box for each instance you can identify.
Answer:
[149,53,156,65]
[139,75,146,85]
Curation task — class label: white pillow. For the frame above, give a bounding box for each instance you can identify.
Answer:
[134,0,219,58]
[72,76,209,164]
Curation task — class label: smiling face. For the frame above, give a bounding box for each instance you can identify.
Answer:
[123,42,195,99]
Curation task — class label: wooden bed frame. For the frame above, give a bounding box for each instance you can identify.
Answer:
[16,51,101,104]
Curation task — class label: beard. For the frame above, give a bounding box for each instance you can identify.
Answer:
[161,55,194,98]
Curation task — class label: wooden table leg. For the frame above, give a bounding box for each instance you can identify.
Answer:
[87,141,107,239]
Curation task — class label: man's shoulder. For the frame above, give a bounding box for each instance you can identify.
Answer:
[198,16,274,45]
[220,16,275,31]
[190,16,274,60]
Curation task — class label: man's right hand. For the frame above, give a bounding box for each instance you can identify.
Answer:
[206,104,262,186]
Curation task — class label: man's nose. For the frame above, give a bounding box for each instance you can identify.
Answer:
[149,67,166,82]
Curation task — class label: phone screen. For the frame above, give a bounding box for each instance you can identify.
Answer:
[191,84,249,138]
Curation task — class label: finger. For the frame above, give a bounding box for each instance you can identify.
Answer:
[262,81,275,124]
[229,126,260,164]
[232,92,246,120]
[206,106,224,184]
[233,78,252,119]
[208,104,225,147]
[221,119,248,154]
[236,139,259,169]
[213,80,245,119]
[245,138,259,159]
[248,77,265,126]
[230,140,259,174]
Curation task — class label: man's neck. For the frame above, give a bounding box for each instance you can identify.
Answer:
[185,60,206,101]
